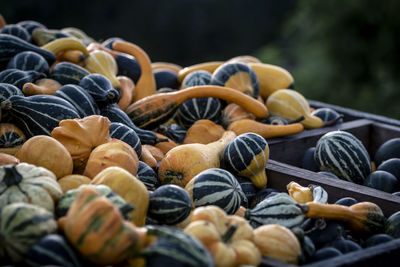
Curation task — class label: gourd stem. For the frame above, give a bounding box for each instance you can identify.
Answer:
[221,224,238,243]
[3,165,23,186]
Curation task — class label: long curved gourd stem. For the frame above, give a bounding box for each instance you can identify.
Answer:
[112,40,156,103]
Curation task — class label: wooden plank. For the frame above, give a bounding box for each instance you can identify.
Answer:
[267,119,373,166]
[266,160,400,217]
[308,99,400,127]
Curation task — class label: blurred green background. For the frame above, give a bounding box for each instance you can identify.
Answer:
[2,0,400,119]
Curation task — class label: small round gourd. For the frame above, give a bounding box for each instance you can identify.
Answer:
[384,211,400,238]
[221,132,269,188]
[147,184,192,225]
[363,170,400,193]
[0,123,26,155]
[181,70,212,89]
[136,161,159,191]
[154,69,179,89]
[311,107,343,126]
[185,168,246,214]
[364,233,394,248]
[312,247,342,262]
[374,138,400,167]
[314,130,371,184]
[79,73,120,108]
[176,97,222,128]
[211,61,259,98]
[7,51,50,75]
[0,202,58,262]
[0,24,31,42]
[301,147,320,172]
[26,234,83,267]
[377,158,400,181]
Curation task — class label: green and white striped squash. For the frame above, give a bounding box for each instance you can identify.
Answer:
[54,84,100,118]
[56,184,133,220]
[314,130,372,184]
[79,73,120,108]
[0,69,44,89]
[221,132,269,188]
[0,24,31,42]
[7,51,50,75]
[176,97,222,129]
[26,234,82,267]
[211,61,260,98]
[1,94,80,138]
[0,202,58,262]
[137,225,214,267]
[50,62,90,85]
[181,70,212,89]
[110,122,142,158]
[0,163,62,213]
[147,184,192,225]
[137,161,159,191]
[245,193,305,229]
[185,168,246,214]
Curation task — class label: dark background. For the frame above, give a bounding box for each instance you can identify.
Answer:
[2,0,400,119]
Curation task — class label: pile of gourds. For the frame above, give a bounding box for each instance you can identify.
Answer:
[0,14,399,267]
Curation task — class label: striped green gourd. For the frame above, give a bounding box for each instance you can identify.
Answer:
[177,70,221,128]
[211,61,260,98]
[56,184,134,220]
[50,62,90,85]
[0,33,56,64]
[185,168,246,214]
[221,132,269,188]
[101,103,162,145]
[0,83,24,122]
[79,73,120,108]
[235,175,258,208]
[147,184,192,225]
[53,84,100,118]
[0,202,58,262]
[0,95,80,138]
[157,123,187,144]
[26,234,83,267]
[0,25,31,42]
[0,123,26,149]
[7,51,50,75]
[245,193,305,229]
[17,20,47,35]
[0,69,45,89]
[137,161,159,191]
[136,225,214,267]
[109,122,142,158]
[314,130,372,184]
[0,163,63,213]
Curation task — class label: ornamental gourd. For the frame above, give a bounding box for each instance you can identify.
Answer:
[0,123,26,155]
[51,115,111,174]
[58,186,143,265]
[184,205,261,267]
[158,131,236,187]
[0,163,62,212]
[91,166,149,226]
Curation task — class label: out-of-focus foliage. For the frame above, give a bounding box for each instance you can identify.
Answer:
[256,0,400,119]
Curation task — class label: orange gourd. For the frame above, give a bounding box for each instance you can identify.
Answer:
[0,152,19,166]
[117,75,135,111]
[57,174,91,193]
[183,119,225,144]
[22,78,62,95]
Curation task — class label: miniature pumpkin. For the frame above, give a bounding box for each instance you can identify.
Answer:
[58,186,143,265]
[83,138,139,179]
[91,166,149,226]
[0,163,62,212]
[184,205,261,267]
[16,135,73,178]
[51,115,111,173]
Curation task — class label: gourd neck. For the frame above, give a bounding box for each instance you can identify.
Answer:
[3,165,23,186]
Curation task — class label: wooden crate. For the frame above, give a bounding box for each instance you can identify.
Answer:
[259,160,400,266]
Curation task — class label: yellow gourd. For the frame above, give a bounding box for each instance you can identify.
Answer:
[158,131,236,188]
[266,89,324,129]
[84,50,120,89]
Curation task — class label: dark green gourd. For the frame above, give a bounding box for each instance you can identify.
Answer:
[0,33,56,63]
[17,20,47,35]
[137,161,160,191]
[54,84,100,117]
[7,51,50,75]
[115,53,141,84]
[0,69,45,89]
[0,24,31,42]
[101,103,162,145]
[109,122,142,158]
[50,62,90,85]
[0,95,80,138]
[0,83,24,122]
[79,73,120,108]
